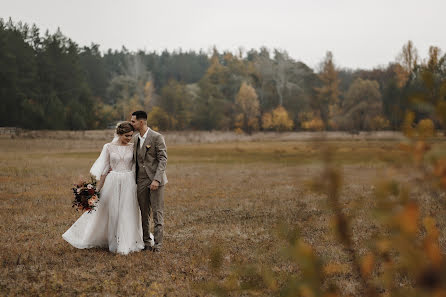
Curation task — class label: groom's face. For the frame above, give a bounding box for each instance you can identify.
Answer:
[130,116,143,131]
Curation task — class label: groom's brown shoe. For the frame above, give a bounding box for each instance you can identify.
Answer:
[152,247,161,253]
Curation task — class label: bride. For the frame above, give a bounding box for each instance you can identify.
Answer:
[62,122,151,255]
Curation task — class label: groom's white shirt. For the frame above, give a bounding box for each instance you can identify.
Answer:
[138,128,150,149]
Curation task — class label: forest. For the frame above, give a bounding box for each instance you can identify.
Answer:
[1,18,445,132]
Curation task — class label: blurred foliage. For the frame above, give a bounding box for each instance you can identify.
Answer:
[204,114,446,296]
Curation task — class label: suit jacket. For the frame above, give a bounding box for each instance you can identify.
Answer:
[133,129,168,186]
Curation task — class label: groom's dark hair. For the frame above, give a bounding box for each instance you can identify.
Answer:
[132,110,147,120]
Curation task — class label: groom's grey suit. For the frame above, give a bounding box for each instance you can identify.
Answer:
[133,128,168,250]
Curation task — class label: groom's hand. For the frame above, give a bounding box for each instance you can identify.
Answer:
[150,180,160,191]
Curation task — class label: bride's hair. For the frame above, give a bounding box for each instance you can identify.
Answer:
[116,122,134,135]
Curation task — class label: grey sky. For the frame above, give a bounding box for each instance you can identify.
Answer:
[1,0,444,69]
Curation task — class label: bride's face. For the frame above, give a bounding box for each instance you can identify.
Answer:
[119,131,134,144]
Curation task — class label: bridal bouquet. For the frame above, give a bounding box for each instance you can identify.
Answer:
[71,177,100,213]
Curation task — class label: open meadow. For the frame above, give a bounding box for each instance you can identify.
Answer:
[1,132,446,296]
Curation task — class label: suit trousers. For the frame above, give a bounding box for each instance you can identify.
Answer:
[137,177,164,249]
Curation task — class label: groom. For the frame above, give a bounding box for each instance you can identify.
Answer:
[131,110,168,252]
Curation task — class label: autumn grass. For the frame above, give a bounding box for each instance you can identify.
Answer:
[0,136,445,296]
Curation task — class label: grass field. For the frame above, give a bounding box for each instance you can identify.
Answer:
[1,134,445,296]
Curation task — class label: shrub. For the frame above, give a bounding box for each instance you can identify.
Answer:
[262,106,294,131]
[147,106,174,130]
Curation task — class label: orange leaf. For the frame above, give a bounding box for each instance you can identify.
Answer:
[423,216,439,239]
[397,202,419,235]
[360,253,375,277]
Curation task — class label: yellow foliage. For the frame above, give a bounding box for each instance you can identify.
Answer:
[302,118,325,131]
[370,115,390,130]
[433,159,446,190]
[233,113,244,129]
[147,106,173,130]
[143,81,154,110]
[424,237,443,267]
[393,63,410,88]
[413,140,431,166]
[234,127,244,135]
[417,118,435,138]
[434,159,446,177]
[235,82,260,133]
[297,239,314,257]
[94,102,118,128]
[360,253,375,278]
[128,96,143,112]
[423,216,439,240]
[272,106,294,131]
[323,263,350,276]
[299,111,325,131]
[262,106,294,131]
[376,239,392,254]
[396,201,419,235]
[261,113,273,130]
[299,285,316,297]
[206,53,226,80]
[316,51,340,106]
[248,118,259,131]
[115,96,143,121]
[422,217,442,267]
[402,111,416,137]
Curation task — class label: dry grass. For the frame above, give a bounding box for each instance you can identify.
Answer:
[0,135,445,296]
[3,129,409,144]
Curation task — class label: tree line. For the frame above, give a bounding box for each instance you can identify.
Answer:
[1,18,445,132]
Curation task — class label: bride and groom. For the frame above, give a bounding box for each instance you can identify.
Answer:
[62,110,167,254]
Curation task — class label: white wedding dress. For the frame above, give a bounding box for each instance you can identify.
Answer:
[62,142,150,255]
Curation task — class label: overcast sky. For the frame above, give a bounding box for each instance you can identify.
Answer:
[1,0,444,69]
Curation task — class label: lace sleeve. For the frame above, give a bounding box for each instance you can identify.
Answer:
[90,143,110,180]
